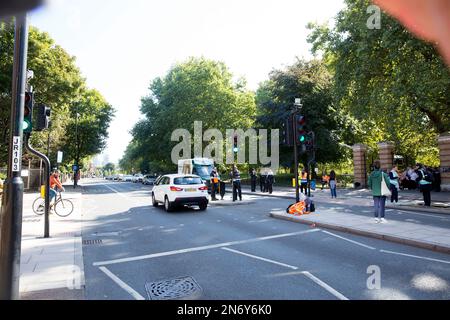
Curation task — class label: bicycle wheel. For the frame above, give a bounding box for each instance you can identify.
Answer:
[54,199,74,217]
[32,198,45,215]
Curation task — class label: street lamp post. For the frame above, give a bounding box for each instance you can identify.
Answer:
[74,105,80,188]
[293,98,302,203]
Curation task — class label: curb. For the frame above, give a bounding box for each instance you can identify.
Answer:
[270,213,450,255]
[386,204,450,216]
[209,200,256,207]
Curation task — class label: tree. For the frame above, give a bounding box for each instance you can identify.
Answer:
[122,57,256,171]
[256,58,356,169]
[307,0,450,164]
[0,22,113,168]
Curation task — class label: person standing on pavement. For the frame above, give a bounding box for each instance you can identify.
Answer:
[368,161,390,223]
[321,171,329,191]
[230,165,242,201]
[250,168,257,192]
[210,167,219,201]
[219,170,227,200]
[265,169,274,194]
[300,169,308,195]
[329,170,337,198]
[259,169,266,192]
[415,163,432,207]
[389,165,400,203]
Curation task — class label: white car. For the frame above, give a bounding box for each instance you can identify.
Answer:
[151,174,209,211]
[123,175,133,182]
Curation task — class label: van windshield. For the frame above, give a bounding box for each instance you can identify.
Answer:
[174,177,203,185]
[193,165,212,179]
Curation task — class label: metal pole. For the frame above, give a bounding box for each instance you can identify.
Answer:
[292,113,300,203]
[24,134,50,238]
[74,107,79,188]
[0,13,28,300]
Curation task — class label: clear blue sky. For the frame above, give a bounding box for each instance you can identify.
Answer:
[29,0,345,165]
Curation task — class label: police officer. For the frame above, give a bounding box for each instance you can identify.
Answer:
[265,169,274,194]
[210,167,219,201]
[250,168,257,192]
[230,165,242,201]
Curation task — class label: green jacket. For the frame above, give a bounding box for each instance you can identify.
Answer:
[368,170,390,196]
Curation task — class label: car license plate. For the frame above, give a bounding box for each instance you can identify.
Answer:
[185,188,197,192]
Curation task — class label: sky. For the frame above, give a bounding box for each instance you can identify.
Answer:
[29,0,345,165]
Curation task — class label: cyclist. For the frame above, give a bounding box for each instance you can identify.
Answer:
[49,169,65,210]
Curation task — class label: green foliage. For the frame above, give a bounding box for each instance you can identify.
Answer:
[121,57,256,173]
[0,22,114,168]
[256,58,357,169]
[307,0,450,165]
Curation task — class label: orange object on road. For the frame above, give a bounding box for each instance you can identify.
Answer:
[287,201,310,215]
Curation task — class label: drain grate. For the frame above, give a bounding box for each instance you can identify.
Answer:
[145,276,202,300]
[82,239,103,245]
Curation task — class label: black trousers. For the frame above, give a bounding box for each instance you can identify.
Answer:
[211,183,218,199]
[219,182,226,199]
[251,177,256,192]
[233,180,242,201]
[390,184,398,203]
[420,184,432,206]
[300,183,307,194]
[265,182,273,194]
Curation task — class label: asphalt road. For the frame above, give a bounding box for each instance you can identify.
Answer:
[80,179,450,300]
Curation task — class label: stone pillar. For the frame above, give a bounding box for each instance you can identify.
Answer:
[377,141,395,172]
[352,144,368,188]
[438,133,450,191]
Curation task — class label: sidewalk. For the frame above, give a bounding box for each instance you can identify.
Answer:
[19,182,85,300]
[238,185,450,215]
[270,209,450,254]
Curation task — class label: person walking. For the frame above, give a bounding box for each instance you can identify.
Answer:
[230,165,242,201]
[368,161,390,223]
[265,169,274,194]
[415,163,433,206]
[329,170,337,198]
[389,165,400,203]
[250,168,257,192]
[210,167,219,201]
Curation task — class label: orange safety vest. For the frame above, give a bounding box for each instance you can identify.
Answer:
[288,201,310,215]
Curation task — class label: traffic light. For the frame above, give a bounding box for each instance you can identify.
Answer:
[35,104,51,131]
[23,92,33,133]
[282,116,294,146]
[295,115,306,145]
[233,134,239,153]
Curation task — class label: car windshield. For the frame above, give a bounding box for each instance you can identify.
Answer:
[173,176,203,185]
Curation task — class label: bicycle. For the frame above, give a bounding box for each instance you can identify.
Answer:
[32,191,74,217]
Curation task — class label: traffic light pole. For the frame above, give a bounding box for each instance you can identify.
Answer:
[292,113,300,203]
[0,13,28,300]
[24,133,50,238]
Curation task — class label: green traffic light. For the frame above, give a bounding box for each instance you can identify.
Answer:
[23,119,32,132]
[299,135,305,142]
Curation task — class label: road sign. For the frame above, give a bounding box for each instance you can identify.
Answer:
[12,136,21,172]
[57,151,63,163]
[72,164,78,172]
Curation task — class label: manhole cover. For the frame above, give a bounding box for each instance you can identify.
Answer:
[145,276,202,300]
[82,239,103,245]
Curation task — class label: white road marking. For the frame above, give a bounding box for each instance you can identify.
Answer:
[101,183,130,200]
[98,266,145,300]
[380,250,450,264]
[321,230,376,250]
[301,271,349,300]
[248,219,271,224]
[221,247,298,270]
[93,229,320,266]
